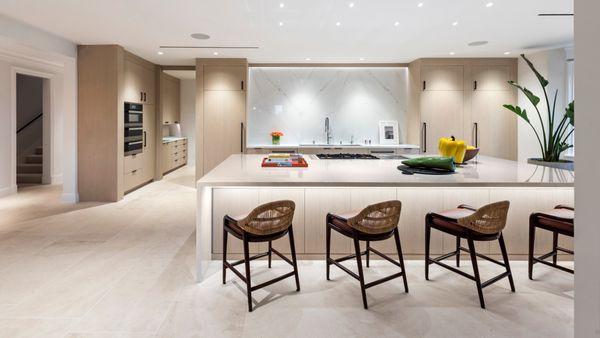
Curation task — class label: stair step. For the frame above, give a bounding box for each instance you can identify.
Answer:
[25,154,42,164]
[17,163,43,174]
[17,173,42,184]
[35,146,43,155]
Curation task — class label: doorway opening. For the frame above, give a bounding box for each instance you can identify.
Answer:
[16,74,45,187]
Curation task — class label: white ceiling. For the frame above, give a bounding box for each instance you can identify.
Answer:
[0,0,573,65]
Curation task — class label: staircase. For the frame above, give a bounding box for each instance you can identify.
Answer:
[17,146,43,184]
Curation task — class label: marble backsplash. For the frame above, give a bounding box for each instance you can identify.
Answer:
[247,67,408,145]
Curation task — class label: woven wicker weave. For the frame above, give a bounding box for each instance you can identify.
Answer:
[235,200,295,235]
[347,200,402,235]
[457,201,510,235]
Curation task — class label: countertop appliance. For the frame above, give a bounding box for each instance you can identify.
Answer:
[316,153,379,160]
[124,102,144,156]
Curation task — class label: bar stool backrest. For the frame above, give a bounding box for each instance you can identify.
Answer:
[348,200,402,235]
[457,201,510,234]
[236,200,296,235]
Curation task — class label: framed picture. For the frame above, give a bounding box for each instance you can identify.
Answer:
[379,121,399,145]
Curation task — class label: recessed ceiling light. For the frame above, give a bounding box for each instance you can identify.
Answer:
[449,52,456,55]
[359,57,365,61]
[213,52,219,56]
[305,57,311,61]
[486,2,494,7]
[157,51,164,55]
[468,40,489,46]
[349,2,355,8]
[279,21,284,26]
[452,21,459,26]
[279,3,284,8]
[394,21,400,26]
[336,21,341,26]
[417,2,424,7]
[191,33,210,40]
[504,51,511,55]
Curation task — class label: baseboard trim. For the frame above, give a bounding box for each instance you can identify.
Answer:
[0,185,17,198]
[60,192,79,203]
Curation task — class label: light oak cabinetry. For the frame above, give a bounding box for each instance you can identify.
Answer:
[161,138,188,174]
[196,59,247,178]
[160,72,180,124]
[409,59,517,160]
[78,45,157,201]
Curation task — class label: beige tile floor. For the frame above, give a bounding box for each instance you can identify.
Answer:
[0,166,574,337]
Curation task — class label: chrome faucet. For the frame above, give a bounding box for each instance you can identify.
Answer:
[325,116,332,145]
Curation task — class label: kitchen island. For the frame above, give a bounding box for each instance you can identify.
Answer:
[196,154,574,281]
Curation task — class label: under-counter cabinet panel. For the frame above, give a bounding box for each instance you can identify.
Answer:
[162,138,188,174]
[212,188,261,254]
[258,189,306,254]
[349,188,397,254]
[396,188,445,255]
[305,188,352,254]
[123,153,144,192]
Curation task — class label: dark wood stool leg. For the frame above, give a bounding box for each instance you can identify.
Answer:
[498,233,515,292]
[456,236,461,267]
[425,219,431,281]
[394,228,409,293]
[353,236,368,309]
[268,241,272,268]
[288,226,301,292]
[243,235,253,312]
[528,218,536,280]
[366,240,370,268]
[467,239,485,309]
[222,229,228,284]
[326,223,332,280]
[552,231,559,265]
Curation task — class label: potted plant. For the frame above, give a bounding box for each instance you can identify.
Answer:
[503,54,575,171]
[270,131,284,145]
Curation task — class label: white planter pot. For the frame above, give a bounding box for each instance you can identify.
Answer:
[527,158,574,171]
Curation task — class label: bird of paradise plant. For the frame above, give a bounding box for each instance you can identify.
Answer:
[503,54,574,162]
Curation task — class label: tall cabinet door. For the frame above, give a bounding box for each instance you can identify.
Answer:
[204,66,246,91]
[142,104,156,182]
[203,90,245,173]
[420,65,464,154]
[470,65,517,160]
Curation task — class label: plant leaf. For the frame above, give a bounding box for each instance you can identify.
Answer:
[508,81,541,106]
[566,101,574,126]
[521,54,549,88]
[503,104,530,123]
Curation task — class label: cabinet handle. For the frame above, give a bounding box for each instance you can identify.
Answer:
[140,91,144,102]
[132,169,138,174]
[423,81,426,91]
[474,122,479,148]
[143,131,147,147]
[240,122,244,152]
[422,122,427,153]
[241,81,244,90]
[165,121,169,124]
[474,81,478,91]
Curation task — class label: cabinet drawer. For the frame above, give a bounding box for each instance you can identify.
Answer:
[123,153,143,174]
[124,168,144,191]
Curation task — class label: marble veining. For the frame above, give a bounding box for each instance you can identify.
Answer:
[248,67,408,146]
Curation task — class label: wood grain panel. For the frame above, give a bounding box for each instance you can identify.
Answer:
[305,188,352,254]
[211,188,260,254]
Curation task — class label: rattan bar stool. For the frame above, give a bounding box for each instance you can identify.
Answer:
[529,205,574,279]
[222,200,300,312]
[425,201,514,309]
[326,200,408,309]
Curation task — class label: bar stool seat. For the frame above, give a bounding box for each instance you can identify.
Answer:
[529,205,574,279]
[326,200,409,309]
[222,200,300,312]
[425,201,515,309]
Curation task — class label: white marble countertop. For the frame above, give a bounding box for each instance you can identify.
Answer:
[197,154,574,187]
[162,136,187,144]
[247,143,420,149]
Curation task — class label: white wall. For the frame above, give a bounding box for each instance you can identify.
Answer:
[247,67,408,146]
[517,48,572,162]
[0,14,77,200]
[179,79,196,165]
[575,1,600,336]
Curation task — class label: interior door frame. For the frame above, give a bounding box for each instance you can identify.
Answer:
[10,66,55,189]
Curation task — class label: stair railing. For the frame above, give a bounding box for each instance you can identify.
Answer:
[17,113,43,134]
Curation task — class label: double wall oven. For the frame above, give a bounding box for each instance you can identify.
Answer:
[124,103,144,156]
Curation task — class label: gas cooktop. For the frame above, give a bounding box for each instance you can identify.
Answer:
[316,153,379,160]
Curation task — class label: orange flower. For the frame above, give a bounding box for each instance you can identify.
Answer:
[270,131,284,137]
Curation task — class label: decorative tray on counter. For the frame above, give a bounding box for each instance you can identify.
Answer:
[261,154,309,168]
